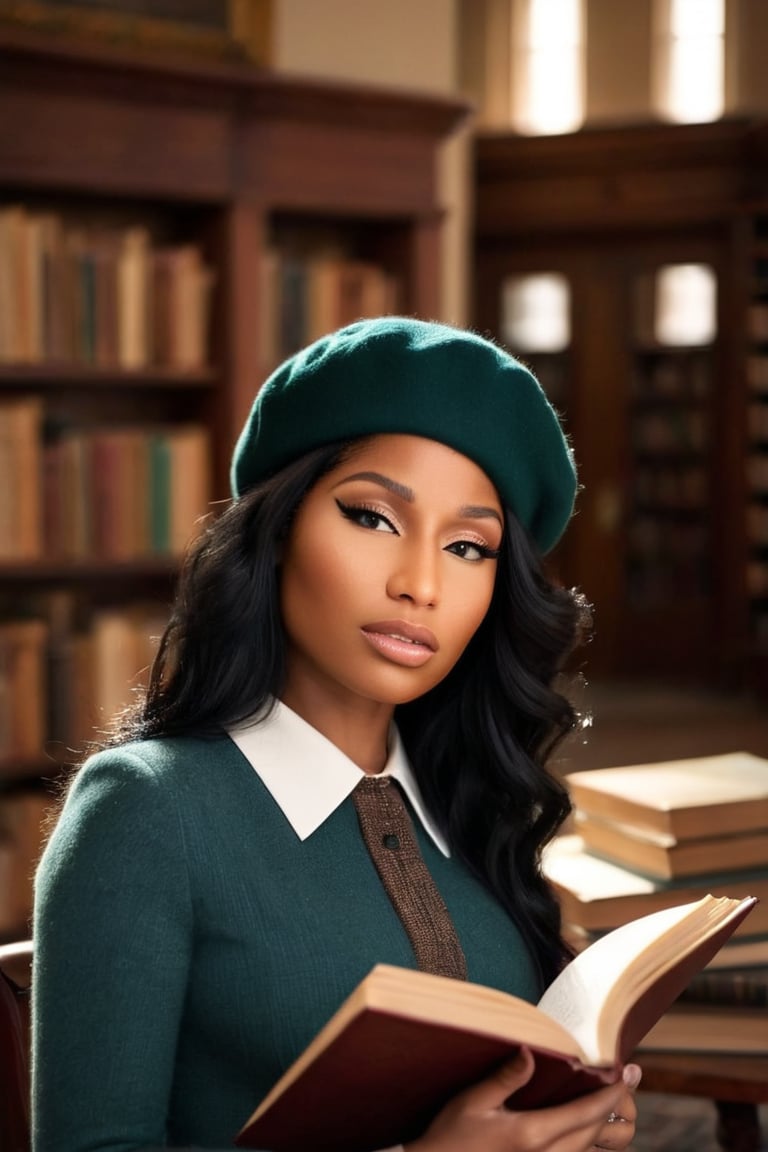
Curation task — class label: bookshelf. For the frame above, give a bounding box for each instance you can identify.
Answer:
[747,218,768,685]
[0,25,467,939]
[473,119,768,689]
[626,346,714,610]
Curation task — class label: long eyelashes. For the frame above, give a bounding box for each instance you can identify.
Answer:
[447,541,501,562]
[335,499,397,534]
[334,499,501,561]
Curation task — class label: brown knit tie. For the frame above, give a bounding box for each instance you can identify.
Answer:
[353,776,467,981]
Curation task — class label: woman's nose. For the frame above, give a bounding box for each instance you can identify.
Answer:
[386,543,439,607]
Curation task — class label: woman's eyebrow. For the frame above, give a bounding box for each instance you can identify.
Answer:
[461,505,503,527]
[334,471,413,502]
[335,472,503,528]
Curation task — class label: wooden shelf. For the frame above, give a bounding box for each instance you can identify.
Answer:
[0,25,470,940]
[0,558,180,582]
[473,119,768,684]
[0,757,65,786]
[0,33,467,789]
[0,364,218,388]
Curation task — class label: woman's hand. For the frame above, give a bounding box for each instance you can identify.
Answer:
[405,1049,641,1152]
[592,1063,641,1151]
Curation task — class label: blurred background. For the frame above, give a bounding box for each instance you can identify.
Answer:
[1,0,768,949]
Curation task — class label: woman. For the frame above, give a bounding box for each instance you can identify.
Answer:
[32,317,640,1151]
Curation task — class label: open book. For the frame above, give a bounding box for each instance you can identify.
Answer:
[236,894,756,1152]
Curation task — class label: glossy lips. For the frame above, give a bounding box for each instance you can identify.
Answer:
[361,620,438,668]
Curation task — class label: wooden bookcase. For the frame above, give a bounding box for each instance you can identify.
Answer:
[746,215,768,685]
[0,25,467,939]
[474,118,768,690]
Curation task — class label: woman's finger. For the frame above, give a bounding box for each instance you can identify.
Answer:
[457,1046,536,1111]
[623,1063,642,1091]
[591,1067,641,1152]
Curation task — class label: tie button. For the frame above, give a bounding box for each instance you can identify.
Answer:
[382,832,400,850]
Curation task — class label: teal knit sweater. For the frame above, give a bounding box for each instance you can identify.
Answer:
[32,734,539,1151]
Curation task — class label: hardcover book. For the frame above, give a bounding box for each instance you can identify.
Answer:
[574,810,768,880]
[543,835,768,933]
[564,753,768,840]
[236,894,756,1152]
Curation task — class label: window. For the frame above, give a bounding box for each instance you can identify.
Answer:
[654,264,717,346]
[654,0,725,123]
[501,273,571,352]
[511,0,584,135]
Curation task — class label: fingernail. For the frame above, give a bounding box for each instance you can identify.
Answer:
[623,1063,642,1089]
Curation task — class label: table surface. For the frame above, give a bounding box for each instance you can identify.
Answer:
[638,1052,768,1103]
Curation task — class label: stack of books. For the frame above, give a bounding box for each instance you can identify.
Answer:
[545,751,768,1056]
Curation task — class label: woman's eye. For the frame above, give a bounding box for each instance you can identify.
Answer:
[446,540,500,562]
[335,500,396,534]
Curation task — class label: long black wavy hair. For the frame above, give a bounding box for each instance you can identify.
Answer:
[110,437,590,990]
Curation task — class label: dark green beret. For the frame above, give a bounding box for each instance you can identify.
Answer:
[230,317,576,554]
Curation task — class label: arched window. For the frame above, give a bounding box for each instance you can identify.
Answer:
[511,0,585,134]
[654,0,725,123]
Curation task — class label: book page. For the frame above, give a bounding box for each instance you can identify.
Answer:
[535,901,703,1063]
[543,835,661,898]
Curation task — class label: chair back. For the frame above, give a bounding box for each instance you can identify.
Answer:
[0,940,32,1152]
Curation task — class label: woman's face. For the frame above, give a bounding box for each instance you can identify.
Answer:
[279,434,503,713]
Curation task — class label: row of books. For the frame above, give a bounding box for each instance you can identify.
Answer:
[632,407,708,453]
[627,521,709,601]
[748,301,768,342]
[746,561,768,597]
[545,752,768,1057]
[0,397,211,561]
[627,560,709,606]
[0,597,167,770]
[0,205,215,370]
[748,454,768,492]
[259,248,400,371]
[630,523,709,603]
[632,463,708,508]
[628,517,708,558]
[748,505,768,546]
[748,401,768,441]
[752,608,768,652]
[747,354,768,391]
[631,355,711,400]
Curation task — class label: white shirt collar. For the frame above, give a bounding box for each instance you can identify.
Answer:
[227,699,450,857]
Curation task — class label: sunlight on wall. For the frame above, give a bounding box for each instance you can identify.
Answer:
[512,0,584,134]
[655,0,724,123]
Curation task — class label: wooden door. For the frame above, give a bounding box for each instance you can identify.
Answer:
[474,233,727,680]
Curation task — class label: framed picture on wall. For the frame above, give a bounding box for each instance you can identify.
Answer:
[0,0,272,64]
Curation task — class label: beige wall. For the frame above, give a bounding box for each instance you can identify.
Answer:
[272,0,470,326]
[274,0,456,91]
[269,0,768,325]
[459,0,768,129]
[588,0,768,121]
[586,0,653,124]
[728,0,768,114]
